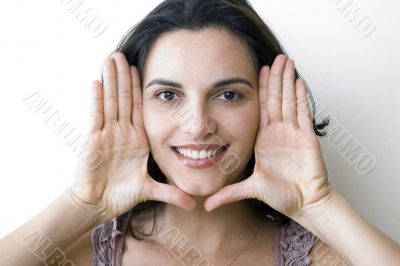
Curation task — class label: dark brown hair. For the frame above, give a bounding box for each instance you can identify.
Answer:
[113,0,329,240]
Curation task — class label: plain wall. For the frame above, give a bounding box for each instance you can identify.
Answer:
[0,0,399,244]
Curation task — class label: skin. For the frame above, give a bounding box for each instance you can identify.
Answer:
[2,26,399,266]
[138,27,400,265]
[142,28,260,197]
[141,27,268,261]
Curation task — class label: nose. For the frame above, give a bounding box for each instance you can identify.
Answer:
[181,101,216,140]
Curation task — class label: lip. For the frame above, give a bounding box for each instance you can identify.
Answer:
[171,144,227,151]
[171,144,229,169]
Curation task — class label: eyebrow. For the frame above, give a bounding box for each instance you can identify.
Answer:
[145,77,254,90]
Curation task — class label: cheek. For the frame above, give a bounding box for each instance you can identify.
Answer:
[219,105,260,141]
[143,102,167,147]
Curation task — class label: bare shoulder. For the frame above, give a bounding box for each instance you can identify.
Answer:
[64,230,93,266]
[310,237,349,266]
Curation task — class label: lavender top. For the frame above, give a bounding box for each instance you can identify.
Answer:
[91,212,316,266]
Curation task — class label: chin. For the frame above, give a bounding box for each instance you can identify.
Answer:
[168,177,226,196]
[182,186,220,197]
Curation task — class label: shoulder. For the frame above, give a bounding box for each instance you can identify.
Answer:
[64,215,126,266]
[64,215,124,266]
[64,230,93,266]
[277,219,348,266]
[277,219,315,265]
[309,237,349,266]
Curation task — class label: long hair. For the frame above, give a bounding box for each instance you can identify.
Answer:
[113,0,330,240]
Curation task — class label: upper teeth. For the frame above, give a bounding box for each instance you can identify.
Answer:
[176,147,223,159]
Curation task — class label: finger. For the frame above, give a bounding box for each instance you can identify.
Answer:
[268,55,287,124]
[143,179,196,211]
[296,79,314,132]
[88,80,104,133]
[130,66,144,127]
[102,57,118,124]
[204,178,254,212]
[282,59,299,128]
[113,52,132,123]
[258,65,270,128]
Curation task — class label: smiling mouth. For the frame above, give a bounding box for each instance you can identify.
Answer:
[171,144,229,160]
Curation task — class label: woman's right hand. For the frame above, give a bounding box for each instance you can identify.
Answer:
[70,52,196,222]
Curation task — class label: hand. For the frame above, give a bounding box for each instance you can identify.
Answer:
[71,52,196,221]
[204,55,334,219]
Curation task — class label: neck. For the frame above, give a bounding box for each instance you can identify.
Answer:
[154,195,261,258]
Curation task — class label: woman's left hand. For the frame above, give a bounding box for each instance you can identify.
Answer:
[204,54,334,220]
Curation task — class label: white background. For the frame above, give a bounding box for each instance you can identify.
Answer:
[0,0,399,244]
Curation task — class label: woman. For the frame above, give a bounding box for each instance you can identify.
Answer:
[1,0,399,265]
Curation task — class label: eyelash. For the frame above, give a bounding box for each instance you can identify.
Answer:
[153,89,245,103]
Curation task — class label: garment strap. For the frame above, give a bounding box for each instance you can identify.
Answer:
[92,214,315,266]
[91,213,129,266]
[275,219,316,266]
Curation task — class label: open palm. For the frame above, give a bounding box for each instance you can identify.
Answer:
[71,52,195,222]
[205,55,333,219]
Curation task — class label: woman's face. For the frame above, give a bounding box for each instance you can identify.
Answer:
[142,27,260,196]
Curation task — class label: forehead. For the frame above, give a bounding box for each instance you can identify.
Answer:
[143,27,257,85]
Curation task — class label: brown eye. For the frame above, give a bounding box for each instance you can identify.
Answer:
[216,90,244,102]
[154,90,180,102]
[223,91,235,100]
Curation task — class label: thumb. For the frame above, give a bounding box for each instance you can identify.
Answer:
[142,179,196,211]
[204,178,254,212]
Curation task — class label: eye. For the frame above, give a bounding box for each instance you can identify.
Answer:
[153,89,180,102]
[216,90,244,102]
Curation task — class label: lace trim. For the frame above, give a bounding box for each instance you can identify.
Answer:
[91,215,315,266]
[91,216,123,266]
[280,220,316,266]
